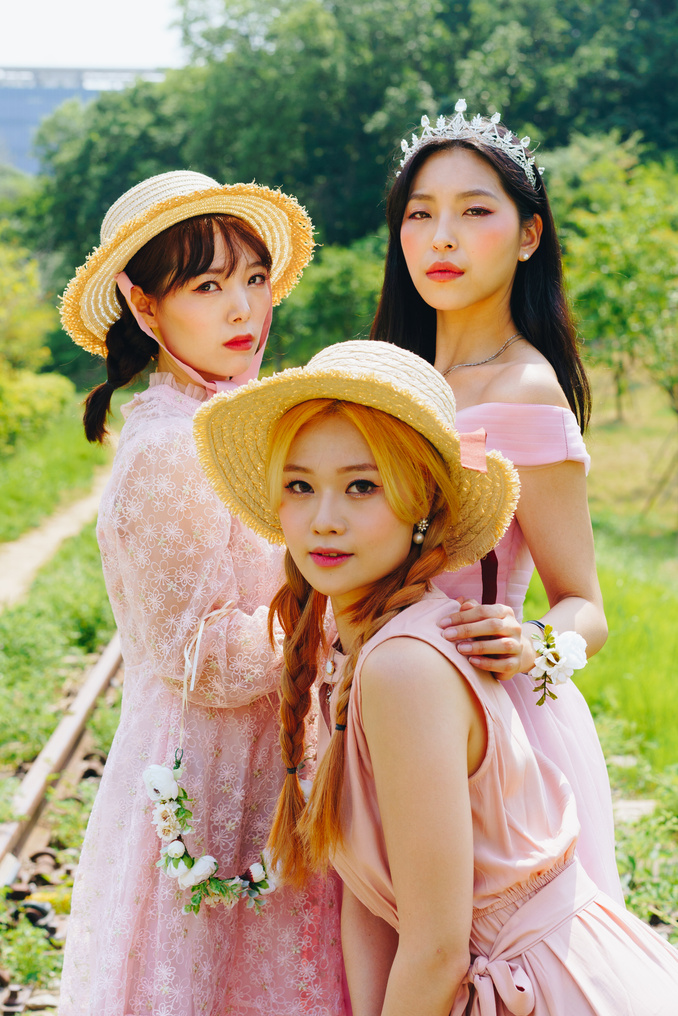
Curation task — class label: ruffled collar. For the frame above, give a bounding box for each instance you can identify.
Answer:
[148,371,211,403]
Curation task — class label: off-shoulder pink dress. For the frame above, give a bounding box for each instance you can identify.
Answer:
[324,593,678,1014]
[59,375,345,1016]
[434,403,622,903]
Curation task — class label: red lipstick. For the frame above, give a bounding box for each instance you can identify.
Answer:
[224,334,255,351]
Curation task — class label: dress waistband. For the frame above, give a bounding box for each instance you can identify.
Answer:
[452,858,599,1015]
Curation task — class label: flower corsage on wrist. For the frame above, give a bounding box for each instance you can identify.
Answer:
[528,623,587,706]
[143,751,279,915]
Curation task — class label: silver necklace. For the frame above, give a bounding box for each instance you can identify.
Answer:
[441,332,522,377]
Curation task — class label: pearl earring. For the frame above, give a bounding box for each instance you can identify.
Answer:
[521,252,530,261]
[412,518,429,544]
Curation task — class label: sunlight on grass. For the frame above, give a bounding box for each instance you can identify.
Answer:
[0,397,111,543]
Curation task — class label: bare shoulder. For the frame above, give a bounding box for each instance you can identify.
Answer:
[482,352,570,409]
[361,636,459,698]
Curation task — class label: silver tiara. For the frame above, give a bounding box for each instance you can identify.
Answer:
[399,99,545,189]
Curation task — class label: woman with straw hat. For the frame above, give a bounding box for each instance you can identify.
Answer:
[58,172,345,1015]
[193,339,678,1016]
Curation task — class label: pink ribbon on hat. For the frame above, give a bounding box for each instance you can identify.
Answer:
[459,428,488,473]
[115,271,273,395]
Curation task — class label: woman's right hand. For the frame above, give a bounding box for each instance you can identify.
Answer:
[437,599,535,681]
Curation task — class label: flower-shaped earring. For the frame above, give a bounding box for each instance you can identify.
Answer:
[412,518,430,544]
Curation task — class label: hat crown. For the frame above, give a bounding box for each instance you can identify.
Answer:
[306,340,458,432]
[100,170,222,244]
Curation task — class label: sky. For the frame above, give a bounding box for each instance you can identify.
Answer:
[0,0,187,69]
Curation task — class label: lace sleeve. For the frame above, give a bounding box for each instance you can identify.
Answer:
[102,423,283,708]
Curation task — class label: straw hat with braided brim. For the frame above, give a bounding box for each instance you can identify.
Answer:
[60,170,314,356]
[193,340,520,572]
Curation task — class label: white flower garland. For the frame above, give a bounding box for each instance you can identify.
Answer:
[143,752,279,915]
[529,625,587,705]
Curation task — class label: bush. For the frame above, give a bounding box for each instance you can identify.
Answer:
[0,368,74,457]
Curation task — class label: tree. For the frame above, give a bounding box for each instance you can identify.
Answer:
[553,142,678,422]
[0,240,56,372]
[268,233,386,368]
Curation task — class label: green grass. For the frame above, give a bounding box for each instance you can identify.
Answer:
[0,522,116,772]
[524,366,678,770]
[0,396,111,543]
[525,531,678,771]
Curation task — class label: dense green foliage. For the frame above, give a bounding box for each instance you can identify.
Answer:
[0,369,74,459]
[14,0,678,260]
[4,0,674,409]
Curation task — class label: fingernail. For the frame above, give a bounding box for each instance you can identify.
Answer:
[446,628,458,638]
[457,641,472,652]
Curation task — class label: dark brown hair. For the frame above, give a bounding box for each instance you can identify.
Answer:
[83,214,272,443]
[370,128,591,432]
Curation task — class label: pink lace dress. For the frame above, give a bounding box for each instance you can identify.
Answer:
[325,594,678,1014]
[434,403,622,903]
[59,375,345,1016]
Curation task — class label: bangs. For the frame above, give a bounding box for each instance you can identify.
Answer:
[164,214,273,292]
[125,213,272,299]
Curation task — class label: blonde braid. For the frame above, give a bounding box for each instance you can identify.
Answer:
[299,518,450,873]
[266,552,327,886]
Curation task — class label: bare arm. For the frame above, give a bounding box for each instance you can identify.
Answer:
[341,887,398,1016]
[441,460,607,679]
[359,638,485,1016]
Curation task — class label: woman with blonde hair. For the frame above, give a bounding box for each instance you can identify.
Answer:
[194,339,678,1015]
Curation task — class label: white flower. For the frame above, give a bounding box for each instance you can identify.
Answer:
[247,862,265,884]
[260,848,281,895]
[165,858,189,880]
[177,854,218,890]
[153,801,182,842]
[530,630,587,685]
[143,764,179,802]
[166,840,185,858]
[550,630,587,683]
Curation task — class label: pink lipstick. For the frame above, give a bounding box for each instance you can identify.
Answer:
[426,261,464,281]
[309,548,353,568]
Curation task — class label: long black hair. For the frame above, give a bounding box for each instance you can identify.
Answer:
[83,214,272,443]
[370,127,591,432]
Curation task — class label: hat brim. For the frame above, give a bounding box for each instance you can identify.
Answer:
[61,183,314,355]
[193,368,519,572]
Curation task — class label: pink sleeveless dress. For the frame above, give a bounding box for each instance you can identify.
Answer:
[434,403,621,904]
[59,375,345,1016]
[324,593,678,1014]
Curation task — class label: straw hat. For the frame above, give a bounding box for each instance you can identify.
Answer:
[193,340,520,571]
[60,170,314,355]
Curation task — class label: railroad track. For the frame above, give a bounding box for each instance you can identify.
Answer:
[0,634,123,1013]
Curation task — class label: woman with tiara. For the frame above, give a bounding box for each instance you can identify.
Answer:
[370,102,620,902]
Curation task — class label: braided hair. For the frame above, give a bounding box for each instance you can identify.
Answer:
[264,400,458,886]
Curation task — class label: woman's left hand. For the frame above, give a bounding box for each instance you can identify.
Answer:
[438,599,530,681]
